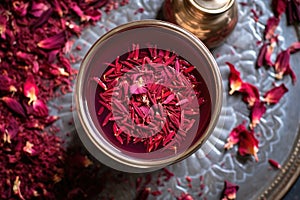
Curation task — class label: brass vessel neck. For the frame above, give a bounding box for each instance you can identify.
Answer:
[186,0,234,14]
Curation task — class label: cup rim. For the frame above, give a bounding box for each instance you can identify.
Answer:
[74,19,223,171]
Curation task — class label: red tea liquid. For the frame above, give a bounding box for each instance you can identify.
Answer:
[94,47,211,155]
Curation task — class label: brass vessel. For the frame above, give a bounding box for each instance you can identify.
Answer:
[163,0,238,48]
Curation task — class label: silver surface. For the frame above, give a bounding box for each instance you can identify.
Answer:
[50,0,300,199]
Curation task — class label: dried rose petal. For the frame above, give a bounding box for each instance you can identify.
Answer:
[288,42,300,54]
[24,75,39,105]
[1,97,26,117]
[32,99,49,117]
[37,32,66,50]
[272,0,287,17]
[250,101,266,130]
[256,41,276,68]
[224,122,247,150]
[286,0,300,25]
[238,129,259,161]
[23,141,36,155]
[264,17,280,40]
[263,84,288,104]
[240,83,260,107]
[221,181,239,200]
[268,159,282,169]
[0,75,17,93]
[178,193,194,200]
[273,49,296,84]
[29,2,50,17]
[225,62,243,95]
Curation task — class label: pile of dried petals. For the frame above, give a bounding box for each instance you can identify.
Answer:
[0,0,129,199]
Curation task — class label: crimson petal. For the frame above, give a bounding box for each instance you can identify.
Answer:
[1,97,26,117]
[224,122,247,150]
[263,84,288,104]
[250,101,266,130]
[238,129,259,161]
[221,181,239,200]
[225,62,243,95]
[37,32,66,50]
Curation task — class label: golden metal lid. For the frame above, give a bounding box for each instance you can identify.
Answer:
[189,0,234,13]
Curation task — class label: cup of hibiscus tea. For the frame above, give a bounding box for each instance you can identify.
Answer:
[74,20,223,173]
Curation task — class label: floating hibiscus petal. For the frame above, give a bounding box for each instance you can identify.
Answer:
[225,62,243,95]
[24,75,39,105]
[37,32,66,50]
[250,101,266,130]
[264,17,280,40]
[272,0,287,17]
[263,84,288,104]
[240,83,260,107]
[1,97,26,117]
[268,159,282,169]
[221,181,239,200]
[238,129,259,161]
[224,122,247,150]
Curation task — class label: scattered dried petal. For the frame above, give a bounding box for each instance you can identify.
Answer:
[263,84,288,104]
[272,0,287,17]
[240,83,260,107]
[225,62,243,95]
[268,159,282,169]
[224,122,247,150]
[238,129,259,161]
[273,49,296,84]
[264,17,280,40]
[250,101,266,130]
[288,42,300,54]
[221,181,239,200]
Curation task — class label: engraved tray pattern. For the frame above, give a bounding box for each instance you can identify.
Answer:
[50,0,300,199]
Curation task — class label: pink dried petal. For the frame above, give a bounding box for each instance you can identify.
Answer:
[23,141,36,155]
[264,17,280,40]
[257,42,276,68]
[238,129,259,161]
[37,32,66,50]
[224,122,247,150]
[1,97,26,117]
[30,2,50,17]
[250,101,266,130]
[221,181,239,200]
[32,99,49,117]
[286,0,300,25]
[263,83,288,104]
[272,0,287,17]
[178,193,194,200]
[0,75,17,93]
[24,75,39,105]
[12,1,29,17]
[274,49,296,84]
[31,8,53,29]
[83,7,102,22]
[225,62,243,95]
[240,83,260,107]
[268,159,282,169]
[288,42,300,54]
